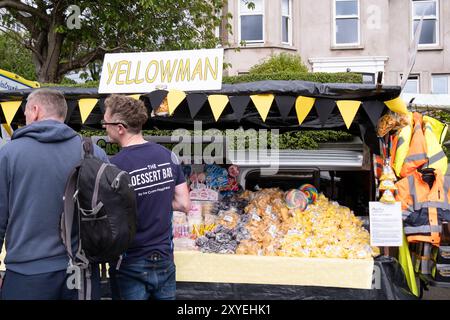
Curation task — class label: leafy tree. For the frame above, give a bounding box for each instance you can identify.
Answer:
[0,31,37,80]
[248,52,309,74]
[0,0,229,83]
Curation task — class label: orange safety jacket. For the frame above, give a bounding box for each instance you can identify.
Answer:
[395,169,450,246]
[399,112,428,178]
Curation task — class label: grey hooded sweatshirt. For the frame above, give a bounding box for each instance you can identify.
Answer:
[0,120,108,275]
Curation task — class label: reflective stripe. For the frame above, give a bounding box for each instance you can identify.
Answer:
[404,153,427,163]
[415,201,450,211]
[402,210,411,220]
[444,177,450,205]
[404,225,442,234]
[408,175,417,209]
[428,150,446,165]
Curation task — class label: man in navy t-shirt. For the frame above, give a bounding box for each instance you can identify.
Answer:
[103,94,190,300]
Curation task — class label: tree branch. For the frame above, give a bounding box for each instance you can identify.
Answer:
[58,47,110,75]
[0,0,50,22]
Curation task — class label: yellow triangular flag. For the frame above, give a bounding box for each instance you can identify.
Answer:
[336,100,361,129]
[208,95,229,121]
[295,96,315,125]
[2,123,13,137]
[167,90,186,115]
[384,97,408,115]
[0,101,22,125]
[128,94,142,101]
[78,98,98,124]
[250,94,274,122]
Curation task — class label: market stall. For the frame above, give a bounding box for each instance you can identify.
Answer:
[0,80,417,299]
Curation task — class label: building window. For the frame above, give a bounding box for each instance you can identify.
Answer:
[282,0,292,44]
[403,75,420,94]
[361,73,375,84]
[239,0,264,43]
[334,0,360,45]
[432,74,449,94]
[412,0,439,46]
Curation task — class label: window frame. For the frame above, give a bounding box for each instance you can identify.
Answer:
[281,0,293,45]
[333,0,361,47]
[401,74,421,94]
[238,0,265,44]
[411,0,439,47]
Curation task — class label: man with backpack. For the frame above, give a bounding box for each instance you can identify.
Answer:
[103,94,190,300]
[0,89,109,300]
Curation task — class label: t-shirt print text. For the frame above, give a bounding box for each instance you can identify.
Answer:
[129,162,174,197]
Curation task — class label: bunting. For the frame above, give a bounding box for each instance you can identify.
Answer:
[167,90,186,116]
[148,90,168,111]
[0,101,22,125]
[336,100,361,129]
[208,95,229,121]
[229,96,250,122]
[250,94,274,123]
[315,99,336,126]
[295,96,315,125]
[275,96,296,120]
[186,93,208,119]
[384,97,408,115]
[362,100,385,127]
[78,98,99,124]
[0,91,398,128]
[65,100,78,124]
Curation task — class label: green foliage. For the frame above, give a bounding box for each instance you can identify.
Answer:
[223,72,362,84]
[0,0,227,82]
[80,129,354,156]
[0,32,37,81]
[248,53,309,74]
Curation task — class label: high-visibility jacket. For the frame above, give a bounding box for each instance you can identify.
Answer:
[395,169,450,245]
[393,112,413,176]
[424,121,448,175]
[423,115,448,145]
[399,112,428,178]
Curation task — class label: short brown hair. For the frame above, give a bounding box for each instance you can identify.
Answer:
[104,94,148,134]
[27,88,68,120]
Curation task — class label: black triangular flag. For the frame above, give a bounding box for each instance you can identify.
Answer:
[359,123,367,144]
[362,100,385,127]
[65,99,78,124]
[315,99,335,126]
[98,98,106,114]
[186,93,207,119]
[229,96,250,122]
[275,96,296,120]
[147,90,168,111]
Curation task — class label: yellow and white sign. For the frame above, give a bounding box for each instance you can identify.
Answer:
[0,68,40,91]
[99,48,224,94]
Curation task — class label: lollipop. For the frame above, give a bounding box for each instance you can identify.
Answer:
[299,184,319,204]
[285,189,308,211]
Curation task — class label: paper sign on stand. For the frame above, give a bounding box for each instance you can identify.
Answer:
[369,202,402,247]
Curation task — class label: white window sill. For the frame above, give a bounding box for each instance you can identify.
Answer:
[418,45,443,51]
[331,44,364,50]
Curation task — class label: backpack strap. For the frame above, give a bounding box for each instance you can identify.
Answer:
[61,165,80,261]
[81,136,94,159]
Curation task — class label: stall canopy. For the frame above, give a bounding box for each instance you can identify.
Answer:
[0,80,405,152]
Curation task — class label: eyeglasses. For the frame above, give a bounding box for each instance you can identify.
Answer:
[101,120,128,128]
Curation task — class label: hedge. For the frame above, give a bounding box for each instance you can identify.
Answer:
[222,72,362,84]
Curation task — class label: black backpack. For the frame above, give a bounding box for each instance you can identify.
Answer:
[61,137,137,299]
